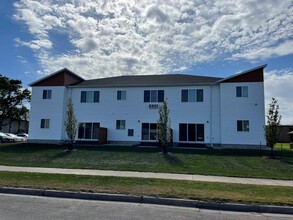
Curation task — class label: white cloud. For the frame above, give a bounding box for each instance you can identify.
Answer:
[145,4,170,23]
[15,38,52,50]
[264,69,293,125]
[231,40,293,61]
[13,0,293,79]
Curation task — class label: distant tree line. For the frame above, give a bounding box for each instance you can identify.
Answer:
[0,74,31,132]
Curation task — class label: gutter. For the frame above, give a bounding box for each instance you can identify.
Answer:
[210,84,213,148]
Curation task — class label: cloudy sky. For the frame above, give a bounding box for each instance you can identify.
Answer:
[0,0,292,123]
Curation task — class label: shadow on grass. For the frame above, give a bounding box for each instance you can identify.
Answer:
[47,151,73,161]
[0,143,63,154]
[162,154,184,166]
[1,142,292,159]
[76,145,264,157]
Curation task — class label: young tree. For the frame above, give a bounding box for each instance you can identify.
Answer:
[265,97,282,158]
[0,74,31,131]
[64,98,77,151]
[157,100,171,154]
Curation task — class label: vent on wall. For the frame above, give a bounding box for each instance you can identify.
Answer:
[149,104,159,109]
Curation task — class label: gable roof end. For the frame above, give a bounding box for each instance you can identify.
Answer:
[218,64,267,83]
[29,68,84,87]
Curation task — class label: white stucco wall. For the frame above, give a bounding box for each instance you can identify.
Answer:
[29,86,67,140]
[28,81,266,147]
[220,82,266,145]
[70,85,213,143]
[210,85,221,145]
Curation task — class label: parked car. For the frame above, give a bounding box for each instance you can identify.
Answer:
[0,136,6,143]
[16,133,28,137]
[5,133,26,142]
[17,133,28,141]
[0,132,15,143]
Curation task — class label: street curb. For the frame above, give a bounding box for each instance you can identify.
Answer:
[0,187,44,196]
[0,187,292,215]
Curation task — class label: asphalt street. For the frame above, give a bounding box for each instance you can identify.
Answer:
[0,194,292,220]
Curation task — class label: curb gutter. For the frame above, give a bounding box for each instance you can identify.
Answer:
[0,187,292,215]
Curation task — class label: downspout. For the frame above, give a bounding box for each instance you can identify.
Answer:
[210,84,213,148]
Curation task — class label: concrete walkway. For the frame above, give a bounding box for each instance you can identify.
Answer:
[0,165,293,187]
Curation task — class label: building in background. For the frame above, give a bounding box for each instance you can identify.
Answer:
[278,125,293,143]
[0,118,29,134]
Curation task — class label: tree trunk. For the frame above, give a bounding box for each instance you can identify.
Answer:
[162,145,168,154]
[9,121,12,133]
[269,146,275,158]
[67,143,73,151]
[67,139,74,151]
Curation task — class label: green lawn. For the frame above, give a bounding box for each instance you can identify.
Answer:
[0,143,292,179]
[0,171,292,206]
[274,143,291,150]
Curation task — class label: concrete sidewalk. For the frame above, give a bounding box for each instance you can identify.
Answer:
[1,165,293,187]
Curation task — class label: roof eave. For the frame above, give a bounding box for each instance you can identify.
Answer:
[68,82,220,88]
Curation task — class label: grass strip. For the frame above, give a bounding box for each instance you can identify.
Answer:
[274,143,291,150]
[0,171,292,206]
[1,143,293,180]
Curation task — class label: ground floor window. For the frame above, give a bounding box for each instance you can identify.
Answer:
[40,119,50,129]
[237,120,249,132]
[142,123,157,140]
[179,123,204,141]
[116,120,126,130]
[78,122,100,139]
[128,129,134,136]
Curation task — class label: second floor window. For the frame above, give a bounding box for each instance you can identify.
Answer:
[181,89,203,102]
[117,90,126,100]
[42,90,52,99]
[80,91,99,103]
[144,90,164,102]
[236,86,248,97]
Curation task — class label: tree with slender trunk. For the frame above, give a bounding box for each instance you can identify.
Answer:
[265,97,282,158]
[157,100,171,154]
[64,98,77,151]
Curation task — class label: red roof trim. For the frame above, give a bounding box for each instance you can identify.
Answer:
[218,64,267,83]
[29,68,84,87]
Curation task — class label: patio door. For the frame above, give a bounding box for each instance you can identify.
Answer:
[179,123,204,142]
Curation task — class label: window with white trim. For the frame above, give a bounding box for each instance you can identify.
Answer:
[128,129,134,136]
[181,89,203,102]
[80,91,99,103]
[236,86,248,97]
[116,120,126,130]
[78,123,100,139]
[179,123,205,141]
[237,120,249,132]
[40,119,50,128]
[42,90,52,99]
[141,123,157,140]
[144,90,164,102]
[117,90,126,100]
